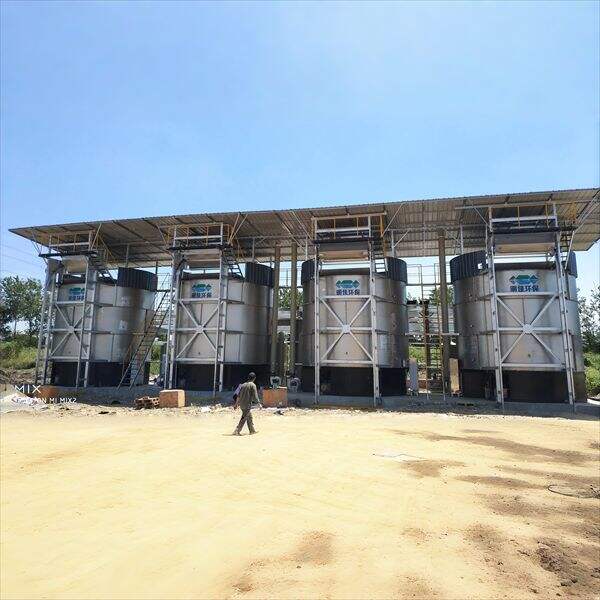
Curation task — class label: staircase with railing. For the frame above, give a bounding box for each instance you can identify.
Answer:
[222,244,244,279]
[369,216,389,274]
[88,252,115,283]
[118,287,170,388]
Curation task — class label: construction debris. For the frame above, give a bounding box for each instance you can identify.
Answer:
[134,390,187,409]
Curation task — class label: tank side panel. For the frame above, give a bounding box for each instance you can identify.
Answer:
[176,277,270,365]
[298,272,407,368]
[51,281,155,364]
[453,265,584,374]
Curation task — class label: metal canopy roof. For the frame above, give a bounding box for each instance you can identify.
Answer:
[9,187,599,267]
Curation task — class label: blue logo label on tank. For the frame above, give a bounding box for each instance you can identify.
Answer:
[335,279,360,296]
[68,287,85,301]
[191,283,212,298]
[509,274,539,292]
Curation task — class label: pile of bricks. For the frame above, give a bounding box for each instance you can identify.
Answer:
[134,396,160,410]
[133,390,186,410]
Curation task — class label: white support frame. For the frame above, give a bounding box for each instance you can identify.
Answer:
[312,238,383,406]
[35,263,59,385]
[35,256,100,388]
[165,241,234,395]
[486,203,576,408]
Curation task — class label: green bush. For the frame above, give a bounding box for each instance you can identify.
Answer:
[584,352,600,397]
[409,345,425,362]
[0,339,37,370]
[151,343,162,361]
[149,342,164,376]
[1,338,24,360]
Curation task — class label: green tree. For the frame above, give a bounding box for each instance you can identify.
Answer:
[579,286,600,353]
[22,278,42,340]
[0,276,26,337]
[428,285,454,306]
[278,287,303,311]
[0,297,11,339]
[0,276,42,340]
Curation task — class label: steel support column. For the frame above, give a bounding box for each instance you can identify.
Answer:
[269,244,281,375]
[288,241,298,377]
[314,255,320,404]
[166,254,183,389]
[75,258,91,389]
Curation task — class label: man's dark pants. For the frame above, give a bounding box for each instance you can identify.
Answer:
[235,407,255,433]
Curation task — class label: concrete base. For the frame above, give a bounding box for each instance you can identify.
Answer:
[32,385,221,408]
[24,385,600,420]
[287,391,600,419]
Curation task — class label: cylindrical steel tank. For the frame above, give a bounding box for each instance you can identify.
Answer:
[450,251,586,402]
[50,267,157,386]
[299,257,408,396]
[174,262,273,390]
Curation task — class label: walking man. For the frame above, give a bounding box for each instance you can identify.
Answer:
[233,372,260,435]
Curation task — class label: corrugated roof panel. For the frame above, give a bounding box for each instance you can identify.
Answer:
[9,187,599,264]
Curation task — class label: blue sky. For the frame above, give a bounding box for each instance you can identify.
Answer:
[1,1,598,293]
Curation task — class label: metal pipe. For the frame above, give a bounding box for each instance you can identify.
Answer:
[437,229,450,387]
[288,241,298,377]
[269,244,281,375]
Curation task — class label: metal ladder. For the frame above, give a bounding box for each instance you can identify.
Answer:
[76,252,117,387]
[118,289,170,388]
[486,235,505,407]
[75,260,101,388]
[554,231,576,406]
[212,254,230,395]
[368,240,381,404]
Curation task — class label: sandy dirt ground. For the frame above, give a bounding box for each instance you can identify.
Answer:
[1,405,599,600]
